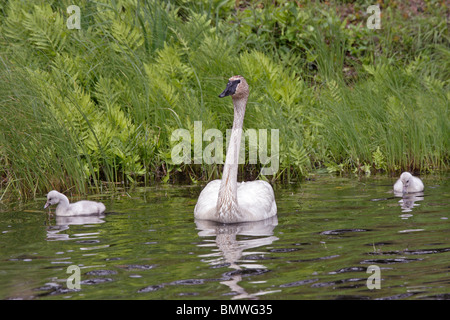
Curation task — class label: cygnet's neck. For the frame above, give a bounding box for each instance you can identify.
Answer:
[57,193,70,208]
[217,96,247,219]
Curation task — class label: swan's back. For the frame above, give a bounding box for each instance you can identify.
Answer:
[194,180,221,221]
[194,180,276,223]
[237,180,277,221]
[56,200,106,216]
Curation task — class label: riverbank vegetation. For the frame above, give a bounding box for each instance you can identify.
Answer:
[0,0,448,198]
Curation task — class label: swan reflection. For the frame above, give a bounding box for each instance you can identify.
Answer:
[394,191,424,216]
[195,216,279,299]
[46,215,105,241]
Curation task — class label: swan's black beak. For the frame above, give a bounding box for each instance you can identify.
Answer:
[219,79,240,98]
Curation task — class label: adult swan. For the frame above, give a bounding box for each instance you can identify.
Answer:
[194,76,277,223]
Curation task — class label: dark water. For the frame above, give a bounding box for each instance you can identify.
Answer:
[0,175,448,300]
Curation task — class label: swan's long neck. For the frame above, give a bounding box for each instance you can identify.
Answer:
[217,97,247,221]
[57,194,70,208]
[54,193,70,215]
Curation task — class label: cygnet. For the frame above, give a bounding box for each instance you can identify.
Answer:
[393,172,424,194]
[44,190,106,216]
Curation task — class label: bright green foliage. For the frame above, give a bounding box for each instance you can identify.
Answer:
[0,0,448,198]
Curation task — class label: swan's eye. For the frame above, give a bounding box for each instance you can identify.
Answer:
[228,79,240,91]
[219,79,241,98]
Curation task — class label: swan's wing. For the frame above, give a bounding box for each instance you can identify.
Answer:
[237,180,277,221]
[194,180,221,220]
[67,201,106,215]
[411,176,424,192]
[393,178,403,193]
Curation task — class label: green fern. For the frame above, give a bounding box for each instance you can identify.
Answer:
[22,4,67,56]
[110,17,144,52]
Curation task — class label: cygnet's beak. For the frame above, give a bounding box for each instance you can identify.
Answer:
[402,184,408,194]
[44,202,50,209]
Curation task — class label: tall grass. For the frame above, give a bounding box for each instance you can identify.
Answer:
[0,59,89,198]
[316,65,449,173]
[0,0,448,199]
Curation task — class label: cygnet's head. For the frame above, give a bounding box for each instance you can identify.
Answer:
[44,190,62,209]
[399,172,413,193]
[218,75,249,100]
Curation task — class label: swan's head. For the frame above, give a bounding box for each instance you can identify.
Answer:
[399,172,413,193]
[218,75,249,100]
[44,190,62,209]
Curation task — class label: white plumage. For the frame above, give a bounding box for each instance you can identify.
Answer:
[194,179,277,223]
[393,172,424,194]
[44,190,106,216]
[194,76,277,223]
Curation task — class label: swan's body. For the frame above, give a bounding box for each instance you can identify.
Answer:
[44,190,106,216]
[194,179,277,223]
[393,172,424,194]
[194,76,277,223]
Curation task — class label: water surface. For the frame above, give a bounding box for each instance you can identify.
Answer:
[0,175,448,300]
